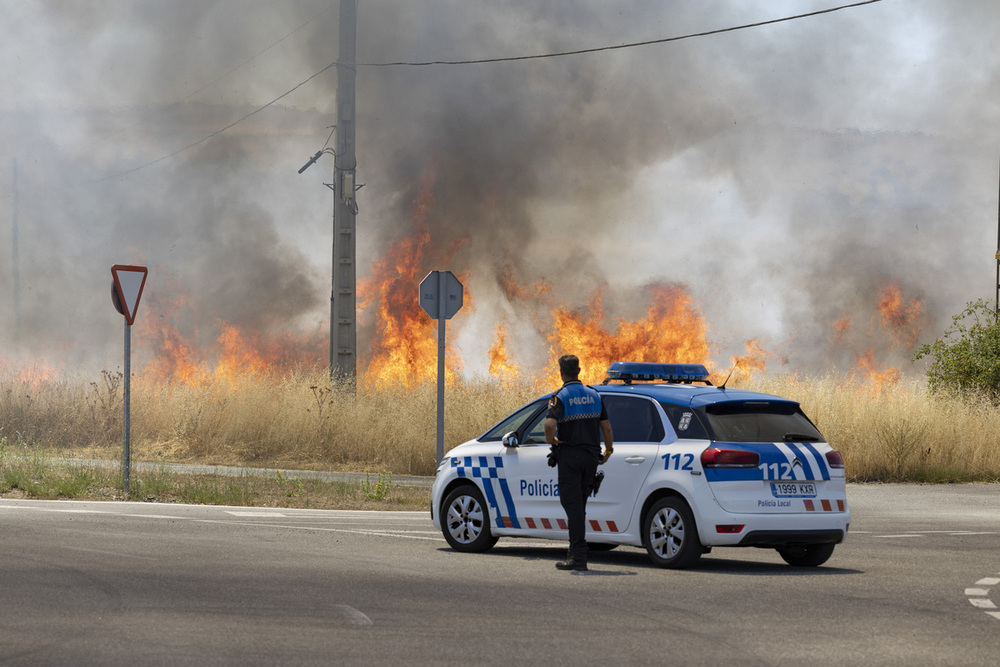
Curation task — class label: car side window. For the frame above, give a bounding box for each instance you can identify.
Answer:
[659,403,710,440]
[480,399,548,441]
[603,395,664,443]
[521,412,549,445]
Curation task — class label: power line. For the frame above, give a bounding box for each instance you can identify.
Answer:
[100,0,883,180]
[180,6,333,104]
[361,0,884,67]
[100,60,339,181]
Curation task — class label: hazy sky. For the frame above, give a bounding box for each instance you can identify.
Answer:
[1,0,997,379]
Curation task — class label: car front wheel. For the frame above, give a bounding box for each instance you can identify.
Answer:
[643,496,702,569]
[441,485,498,553]
[776,543,835,567]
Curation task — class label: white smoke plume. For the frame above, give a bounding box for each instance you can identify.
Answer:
[1,0,997,378]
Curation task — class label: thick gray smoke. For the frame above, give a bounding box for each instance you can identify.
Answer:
[1,0,998,379]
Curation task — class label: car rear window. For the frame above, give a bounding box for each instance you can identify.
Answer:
[659,403,711,440]
[701,401,824,443]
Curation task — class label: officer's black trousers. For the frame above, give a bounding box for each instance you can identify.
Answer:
[557,446,599,563]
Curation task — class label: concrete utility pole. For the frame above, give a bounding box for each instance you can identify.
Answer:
[331,0,359,382]
[996,157,999,316]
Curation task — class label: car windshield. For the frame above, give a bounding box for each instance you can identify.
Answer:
[479,399,548,441]
[701,401,824,443]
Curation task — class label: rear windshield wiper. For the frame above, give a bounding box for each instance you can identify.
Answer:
[783,433,820,442]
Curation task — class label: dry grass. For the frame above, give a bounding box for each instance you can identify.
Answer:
[0,366,539,477]
[2,365,999,482]
[747,374,1000,482]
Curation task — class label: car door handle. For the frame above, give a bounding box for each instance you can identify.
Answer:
[624,456,645,465]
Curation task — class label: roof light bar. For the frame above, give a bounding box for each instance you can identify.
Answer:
[604,362,712,384]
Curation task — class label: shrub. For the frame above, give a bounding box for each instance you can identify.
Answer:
[913,298,1000,400]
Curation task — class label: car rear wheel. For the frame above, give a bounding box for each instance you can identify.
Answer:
[776,543,835,567]
[643,496,702,569]
[441,485,498,553]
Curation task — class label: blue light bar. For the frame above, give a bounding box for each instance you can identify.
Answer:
[605,362,711,384]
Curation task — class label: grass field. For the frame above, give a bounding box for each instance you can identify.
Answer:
[2,365,999,507]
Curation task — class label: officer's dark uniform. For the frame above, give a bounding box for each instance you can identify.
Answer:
[547,380,607,567]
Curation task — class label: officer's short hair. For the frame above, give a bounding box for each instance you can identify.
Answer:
[558,354,581,379]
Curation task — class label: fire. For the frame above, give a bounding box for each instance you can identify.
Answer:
[830,316,852,345]
[215,325,269,383]
[487,321,521,381]
[723,338,769,385]
[877,283,924,349]
[4,359,61,386]
[356,161,469,388]
[853,349,901,391]
[498,264,552,302]
[137,291,326,387]
[828,282,922,389]
[140,319,324,387]
[140,303,208,385]
[546,283,711,385]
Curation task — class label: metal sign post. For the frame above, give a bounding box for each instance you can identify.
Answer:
[419,271,463,465]
[111,265,148,493]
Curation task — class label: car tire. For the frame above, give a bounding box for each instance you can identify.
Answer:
[441,485,499,553]
[776,543,835,567]
[643,496,702,569]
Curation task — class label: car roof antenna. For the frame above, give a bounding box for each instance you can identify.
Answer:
[719,362,738,390]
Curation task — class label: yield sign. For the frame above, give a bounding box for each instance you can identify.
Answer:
[111,264,148,325]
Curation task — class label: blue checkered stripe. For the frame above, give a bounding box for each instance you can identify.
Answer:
[451,455,521,529]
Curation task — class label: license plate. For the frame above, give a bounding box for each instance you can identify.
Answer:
[771,482,817,498]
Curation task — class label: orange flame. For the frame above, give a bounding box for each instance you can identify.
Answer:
[137,290,325,387]
[830,316,852,345]
[724,338,769,385]
[853,349,901,391]
[499,264,553,302]
[877,283,924,349]
[356,160,469,388]
[5,359,61,387]
[547,283,711,385]
[487,321,521,381]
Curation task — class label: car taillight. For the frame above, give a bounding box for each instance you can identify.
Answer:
[826,450,845,469]
[701,448,759,468]
[716,524,745,534]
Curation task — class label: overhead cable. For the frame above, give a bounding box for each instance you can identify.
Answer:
[100,0,883,180]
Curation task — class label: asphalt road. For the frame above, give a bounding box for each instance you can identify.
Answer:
[1,484,998,666]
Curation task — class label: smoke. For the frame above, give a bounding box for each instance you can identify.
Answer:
[1,0,998,378]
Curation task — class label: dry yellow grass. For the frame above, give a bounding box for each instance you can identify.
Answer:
[747,374,1000,482]
[2,366,999,481]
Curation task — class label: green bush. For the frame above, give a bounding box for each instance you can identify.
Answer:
[913,298,1000,400]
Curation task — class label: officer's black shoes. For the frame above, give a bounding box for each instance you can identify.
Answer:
[555,559,588,571]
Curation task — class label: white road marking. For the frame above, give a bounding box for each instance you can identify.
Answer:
[966,572,1000,622]
[0,501,440,541]
[335,605,373,626]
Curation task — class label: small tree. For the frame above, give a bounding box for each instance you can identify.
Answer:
[913,298,1000,399]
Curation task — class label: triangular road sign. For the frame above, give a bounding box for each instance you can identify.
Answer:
[111,264,148,325]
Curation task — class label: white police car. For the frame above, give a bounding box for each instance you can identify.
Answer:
[431,362,848,568]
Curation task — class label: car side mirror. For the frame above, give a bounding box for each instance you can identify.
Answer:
[502,431,519,448]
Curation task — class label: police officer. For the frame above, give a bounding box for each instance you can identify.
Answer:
[544,354,613,571]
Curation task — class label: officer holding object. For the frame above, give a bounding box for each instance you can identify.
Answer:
[544,354,614,571]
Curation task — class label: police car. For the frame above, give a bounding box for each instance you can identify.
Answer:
[431,362,848,569]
